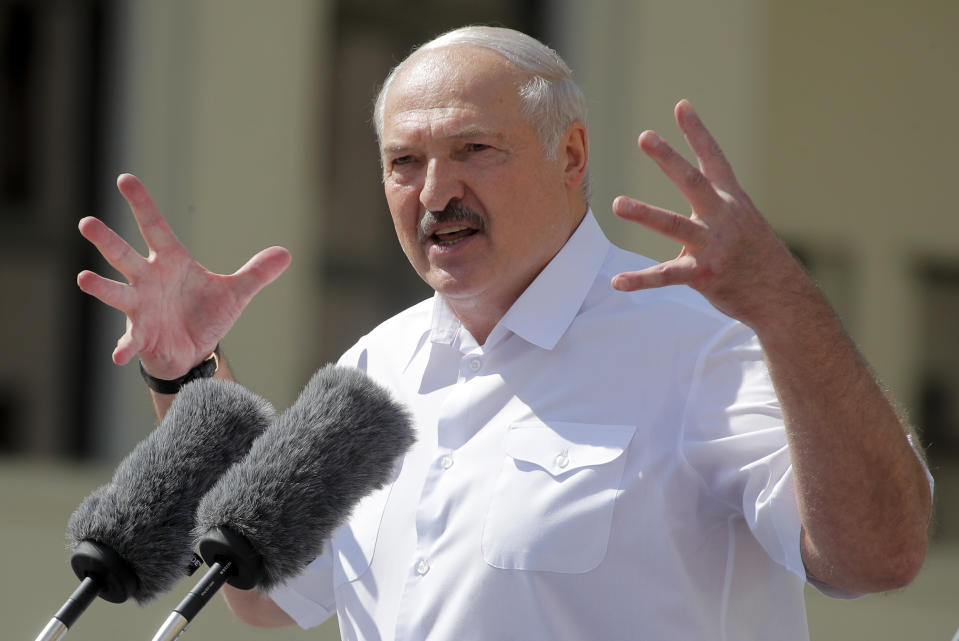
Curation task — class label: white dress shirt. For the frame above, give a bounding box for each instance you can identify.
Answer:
[270,210,814,640]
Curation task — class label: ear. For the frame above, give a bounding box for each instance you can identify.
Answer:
[561,121,588,192]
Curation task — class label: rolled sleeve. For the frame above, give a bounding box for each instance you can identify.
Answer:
[267,552,337,629]
[681,322,805,577]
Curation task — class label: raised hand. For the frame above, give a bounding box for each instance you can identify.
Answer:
[611,99,810,328]
[612,101,933,593]
[77,174,291,380]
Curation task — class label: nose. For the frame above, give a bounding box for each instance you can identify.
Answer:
[419,158,464,212]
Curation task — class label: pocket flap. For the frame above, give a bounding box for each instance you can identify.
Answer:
[505,421,636,475]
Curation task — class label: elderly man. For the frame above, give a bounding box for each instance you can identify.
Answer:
[78,26,930,641]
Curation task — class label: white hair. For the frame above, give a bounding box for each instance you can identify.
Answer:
[373,26,588,170]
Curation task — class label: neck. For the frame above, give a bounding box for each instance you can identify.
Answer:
[444,294,511,347]
[445,205,590,346]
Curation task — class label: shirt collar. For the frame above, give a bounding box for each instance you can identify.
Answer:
[429,291,463,346]
[426,209,608,352]
[499,209,608,350]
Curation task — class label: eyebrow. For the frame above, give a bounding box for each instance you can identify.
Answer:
[446,127,509,143]
[382,127,510,156]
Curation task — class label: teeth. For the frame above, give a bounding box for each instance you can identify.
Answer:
[435,225,468,236]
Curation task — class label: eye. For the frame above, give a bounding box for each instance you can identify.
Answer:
[465,143,491,153]
[392,155,416,166]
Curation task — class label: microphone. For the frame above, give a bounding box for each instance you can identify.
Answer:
[34,378,274,641]
[149,364,415,641]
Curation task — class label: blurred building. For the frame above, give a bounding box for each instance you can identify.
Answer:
[1,1,957,639]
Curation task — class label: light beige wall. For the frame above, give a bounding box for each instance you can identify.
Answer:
[553,0,766,261]
[556,0,958,414]
[90,0,332,459]
[757,1,959,404]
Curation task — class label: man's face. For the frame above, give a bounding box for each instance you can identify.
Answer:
[380,46,578,318]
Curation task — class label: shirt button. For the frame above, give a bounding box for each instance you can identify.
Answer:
[555,452,570,469]
[441,455,454,470]
[415,559,431,575]
[467,358,482,372]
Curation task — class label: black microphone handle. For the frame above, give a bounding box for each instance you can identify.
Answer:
[34,539,140,641]
[54,577,101,628]
[33,577,100,641]
[149,527,265,641]
[150,561,233,641]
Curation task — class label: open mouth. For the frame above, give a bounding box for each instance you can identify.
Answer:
[432,225,478,246]
[418,203,486,247]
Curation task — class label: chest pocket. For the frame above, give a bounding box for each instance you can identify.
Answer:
[482,421,637,574]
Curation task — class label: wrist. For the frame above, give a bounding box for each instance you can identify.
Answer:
[140,345,221,395]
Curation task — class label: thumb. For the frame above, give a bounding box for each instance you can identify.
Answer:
[112,323,140,366]
[230,246,292,300]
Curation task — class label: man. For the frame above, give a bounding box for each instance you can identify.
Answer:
[78,26,930,640]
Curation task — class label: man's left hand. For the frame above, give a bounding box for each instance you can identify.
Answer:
[611,99,809,329]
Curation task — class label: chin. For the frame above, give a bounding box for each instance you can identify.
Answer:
[425,265,472,290]
[427,275,487,303]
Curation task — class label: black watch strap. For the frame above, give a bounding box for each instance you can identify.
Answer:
[139,345,220,395]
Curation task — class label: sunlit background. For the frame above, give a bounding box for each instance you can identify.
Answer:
[1,1,957,639]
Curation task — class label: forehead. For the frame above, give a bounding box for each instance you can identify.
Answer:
[381,46,530,145]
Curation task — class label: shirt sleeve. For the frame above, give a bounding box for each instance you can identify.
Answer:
[679,320,807,583]
[267,549,337,628]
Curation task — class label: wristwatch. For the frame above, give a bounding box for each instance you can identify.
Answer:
[139,346,220,395]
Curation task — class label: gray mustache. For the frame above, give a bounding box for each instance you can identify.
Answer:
[418,203,485,243]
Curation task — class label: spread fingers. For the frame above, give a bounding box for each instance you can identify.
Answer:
[78,216,145,280]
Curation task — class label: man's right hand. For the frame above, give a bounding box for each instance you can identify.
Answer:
[77,173,291,380]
